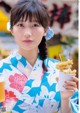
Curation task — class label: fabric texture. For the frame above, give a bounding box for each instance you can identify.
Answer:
[0,51,79,113]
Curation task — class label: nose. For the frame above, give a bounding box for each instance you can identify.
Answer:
[24,29,31,37]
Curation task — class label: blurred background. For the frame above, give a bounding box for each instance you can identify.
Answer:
[0,0,78,77]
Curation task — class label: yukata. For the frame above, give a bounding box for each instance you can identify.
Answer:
[0,51,79,113]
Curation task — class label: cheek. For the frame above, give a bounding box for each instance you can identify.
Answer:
[32,29,44,38]
[13,30,23,40]
[35,35,43,45]
[13,29,21,42]
[13,27,23,36]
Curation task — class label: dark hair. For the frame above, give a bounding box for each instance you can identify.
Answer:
[10,0,50,71]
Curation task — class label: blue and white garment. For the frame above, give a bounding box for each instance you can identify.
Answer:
[0,51,79,113]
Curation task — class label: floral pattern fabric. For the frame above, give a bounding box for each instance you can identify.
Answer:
[0,51,79,113]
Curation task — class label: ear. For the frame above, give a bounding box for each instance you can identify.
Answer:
[10,28,14,36]
[43,28,48,36]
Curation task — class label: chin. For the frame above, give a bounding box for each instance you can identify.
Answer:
[22,47,35,51]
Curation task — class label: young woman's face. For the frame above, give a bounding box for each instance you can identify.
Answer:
[11,18,46,51]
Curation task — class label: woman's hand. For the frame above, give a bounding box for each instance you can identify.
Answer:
[60,76,78,113]
[61,76,78,100]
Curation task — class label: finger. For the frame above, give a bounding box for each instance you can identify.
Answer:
[64,85,77,92]
[72,76,79,83]
[65,77,79,85]
[65,81,77,88]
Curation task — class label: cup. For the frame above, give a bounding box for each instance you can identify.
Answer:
[0,74,5,102]
[57,71,73,91]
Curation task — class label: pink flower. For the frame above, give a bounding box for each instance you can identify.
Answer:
[9,73,28,92]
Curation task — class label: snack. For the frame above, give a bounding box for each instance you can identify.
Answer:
[62,69,76,75]
[56,59,76,91]
[56,59,76,75]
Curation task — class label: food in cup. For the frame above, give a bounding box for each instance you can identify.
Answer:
[56,59,77,91]
[56,59,76,75]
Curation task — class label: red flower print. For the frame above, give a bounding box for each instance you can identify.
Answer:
[9,73,28,92]
[2,90,18,106]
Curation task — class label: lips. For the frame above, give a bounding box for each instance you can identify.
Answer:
[23,40,33,43]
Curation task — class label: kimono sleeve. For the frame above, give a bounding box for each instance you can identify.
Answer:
[70,89,79,113]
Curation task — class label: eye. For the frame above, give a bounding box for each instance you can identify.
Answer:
[17,23,24,27]
[32,23,40,27]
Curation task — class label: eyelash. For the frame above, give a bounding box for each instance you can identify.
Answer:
[17,23,40,28]
[32,24,39,27]
[17,24,24,27]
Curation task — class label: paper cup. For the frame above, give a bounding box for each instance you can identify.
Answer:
[57,71,73,91]
[0,74,5,102]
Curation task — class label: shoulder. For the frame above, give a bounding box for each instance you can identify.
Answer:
[0,54,12,73]
[44,58,60,67]
[44,58,61,73]
[47,58,60,63]
[0,56,11,66]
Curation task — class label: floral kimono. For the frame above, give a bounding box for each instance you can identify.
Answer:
[0,51,78,113]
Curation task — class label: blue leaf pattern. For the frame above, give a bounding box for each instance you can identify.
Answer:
[0,51,78,113]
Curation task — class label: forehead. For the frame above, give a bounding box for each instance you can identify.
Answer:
[19,15,39,23]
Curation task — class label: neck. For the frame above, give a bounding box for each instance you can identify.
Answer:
[18,48,38,66]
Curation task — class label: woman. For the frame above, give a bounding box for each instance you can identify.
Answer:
[0,0,78,113]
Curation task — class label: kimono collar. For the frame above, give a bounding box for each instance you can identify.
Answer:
[10,51,43,79]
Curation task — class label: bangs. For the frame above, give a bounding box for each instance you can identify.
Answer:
[19,7,42,23]
[11,0,50,28]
